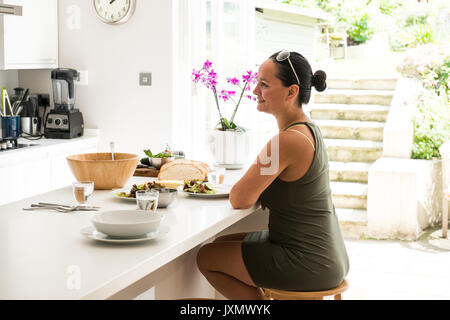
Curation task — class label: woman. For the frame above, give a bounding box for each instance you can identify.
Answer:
[196,50,349,300]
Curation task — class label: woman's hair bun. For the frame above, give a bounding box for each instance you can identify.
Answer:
[312,70,327,92]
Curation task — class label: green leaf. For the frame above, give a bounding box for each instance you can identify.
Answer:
[222,118,230,128]
[144,149,153,157]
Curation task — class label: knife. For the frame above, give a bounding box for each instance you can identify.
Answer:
[15,105,23,116]
[38,202,101,209]
[24,206,99,212]
[20,88,29,105]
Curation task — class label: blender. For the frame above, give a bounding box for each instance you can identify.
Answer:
[44,68,84,139]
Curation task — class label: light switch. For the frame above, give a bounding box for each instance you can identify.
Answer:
[140,73,152,86]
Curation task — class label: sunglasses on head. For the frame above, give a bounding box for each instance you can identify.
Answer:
[276,50,300,86]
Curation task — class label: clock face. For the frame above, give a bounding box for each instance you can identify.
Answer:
[93,0,136,24]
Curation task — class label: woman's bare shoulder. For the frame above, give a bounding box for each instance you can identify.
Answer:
[266,130,313,159]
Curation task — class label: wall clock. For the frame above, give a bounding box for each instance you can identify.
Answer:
[93,0,136,25]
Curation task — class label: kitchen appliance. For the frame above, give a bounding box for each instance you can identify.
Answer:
[45,68,84,139]
[36,93,50,134]
[21,116,40,136]
[19,93,39,136]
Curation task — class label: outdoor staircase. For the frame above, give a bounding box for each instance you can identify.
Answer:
[310,77,397,239]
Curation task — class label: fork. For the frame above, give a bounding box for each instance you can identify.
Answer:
[38,202,101,209]
[25,204,100,213]
[23,206,74,213]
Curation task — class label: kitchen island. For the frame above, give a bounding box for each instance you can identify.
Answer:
[0,171,268,300]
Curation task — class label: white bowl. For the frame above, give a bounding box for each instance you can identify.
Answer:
[150,156,174,169]
[91,210,163,238]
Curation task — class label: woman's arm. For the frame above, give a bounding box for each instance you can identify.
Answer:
[229,131,309,209]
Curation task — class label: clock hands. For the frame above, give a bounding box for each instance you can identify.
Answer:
[95,0,135,24]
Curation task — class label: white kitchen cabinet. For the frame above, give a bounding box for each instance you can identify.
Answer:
[0,152,51,204]
[0,130,99,206]
[0,0,58,69]
[49,141,98,191]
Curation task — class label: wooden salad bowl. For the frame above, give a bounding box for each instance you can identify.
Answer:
[67,153,139,190]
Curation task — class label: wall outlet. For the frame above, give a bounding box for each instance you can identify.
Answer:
[75,70,88,86]
[139,73,152,86]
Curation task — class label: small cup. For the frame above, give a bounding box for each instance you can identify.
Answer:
[136,189,159,212]
[208,167,226,184]
[1,116,20,139]
[72,181,94,207]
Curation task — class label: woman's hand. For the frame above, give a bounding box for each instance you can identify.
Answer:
[257,194,266,210]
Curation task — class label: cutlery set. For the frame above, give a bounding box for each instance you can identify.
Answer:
[23,202,100,213]
[0,87,29,117]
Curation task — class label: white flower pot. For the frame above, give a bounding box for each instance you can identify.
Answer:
[208,129,253,169]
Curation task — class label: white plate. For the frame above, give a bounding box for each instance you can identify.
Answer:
[80,224,170,243]
[111,187,136,201]
[214,163,245,170]
[177,184,231,198]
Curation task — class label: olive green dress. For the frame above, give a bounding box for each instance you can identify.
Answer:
[241,122,349,291]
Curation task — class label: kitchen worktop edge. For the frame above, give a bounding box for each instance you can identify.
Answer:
[0,129,99,166]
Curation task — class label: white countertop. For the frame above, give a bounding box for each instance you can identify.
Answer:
[0,170,261,300]
[0,129,99,167]
[17,128,99,148]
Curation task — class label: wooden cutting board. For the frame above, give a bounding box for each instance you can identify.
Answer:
[133,166,159,177]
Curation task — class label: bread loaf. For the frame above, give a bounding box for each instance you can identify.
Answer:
[156,180,184,189]
[158,159,208,181]
[161,159,209,173]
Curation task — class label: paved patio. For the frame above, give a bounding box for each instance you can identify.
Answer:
[343,226,450,300]
[322,52,403,78]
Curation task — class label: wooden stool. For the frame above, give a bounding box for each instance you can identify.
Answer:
[261,280,348,300]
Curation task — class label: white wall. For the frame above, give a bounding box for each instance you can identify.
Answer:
[0,70,18,94]
[19,0,175,158]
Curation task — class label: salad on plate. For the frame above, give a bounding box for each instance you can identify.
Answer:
[183,180,216,194]
[115,181,164,198]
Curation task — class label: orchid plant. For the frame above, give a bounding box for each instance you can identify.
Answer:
[192,60,257,131]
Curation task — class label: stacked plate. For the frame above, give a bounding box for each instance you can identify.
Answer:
[81,210,169,243]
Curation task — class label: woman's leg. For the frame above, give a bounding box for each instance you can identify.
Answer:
[213,232,248,243]
[197,240,264,300]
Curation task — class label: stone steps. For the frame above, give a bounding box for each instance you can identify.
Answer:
[315,119,385,141]
[324,138,383,162]
[315,89,394,106]
[330,181,368,210]
[309,104,390,122]
[328,77,397,91]
[311,77,397,239]
[329,161,372,183]
[335,208,368,225]
[336,208,368,239]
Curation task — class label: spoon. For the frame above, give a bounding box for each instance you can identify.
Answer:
[110,141,115,160]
